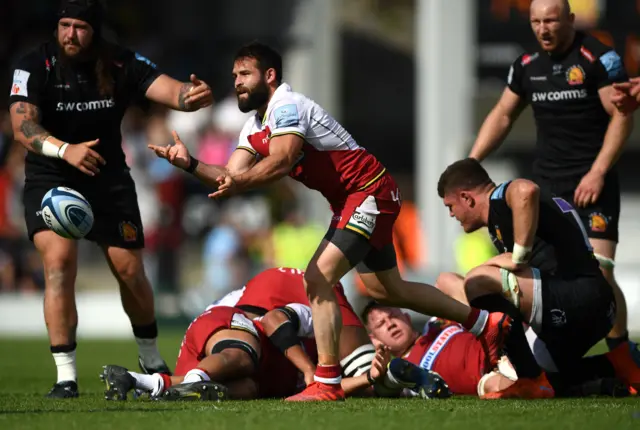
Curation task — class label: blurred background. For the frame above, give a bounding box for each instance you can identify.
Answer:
[1,0,640,336]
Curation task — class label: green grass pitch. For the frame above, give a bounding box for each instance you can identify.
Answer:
[1,333,639,430]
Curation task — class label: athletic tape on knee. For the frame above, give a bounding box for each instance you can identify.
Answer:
[500,268,520,308]
[477,371,500,397]
[211,338,259,370]
[340,344,375,377]
[184,368,211,383]
[594,253,615,270]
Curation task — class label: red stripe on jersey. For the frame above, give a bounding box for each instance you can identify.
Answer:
[580,46,595,63]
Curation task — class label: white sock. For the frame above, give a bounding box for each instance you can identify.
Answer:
[136,337,165,369]
[52,350,77,383]
[129,371,164,397]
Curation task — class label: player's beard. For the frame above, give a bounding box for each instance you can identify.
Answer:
[237,79,270,113]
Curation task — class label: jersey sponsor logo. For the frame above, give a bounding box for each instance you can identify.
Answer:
[580,46,595,63]
[346,195,379,239]
[521,52,539,66]
[588,212,608,232]
[532,89,588,102]
[56,99,115,112]
[135,52,157,69]
[273,104,299,128]
[418,326,463,370]
[566,65,586,86]
[600,51,623,79]
[230,313,258,336]
[552,64,563,75]
[10,69,30,97]
[247,127,271,157]
[119,221,138,242]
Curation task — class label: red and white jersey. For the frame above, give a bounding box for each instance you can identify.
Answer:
[237,83,387,204]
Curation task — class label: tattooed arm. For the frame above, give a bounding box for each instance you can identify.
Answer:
[144,74,212,112]
[9,102,66,154]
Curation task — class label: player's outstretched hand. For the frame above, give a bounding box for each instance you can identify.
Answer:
[184,74,213,110]
[208,173,237,199]
[62,139,106,176]
[148,131,190,170]
[574,169,604,208]
[368,344,391,383]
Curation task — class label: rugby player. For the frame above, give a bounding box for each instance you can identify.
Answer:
[8,0,213,397]
[149,41,511,401]
[469,0,633,352]
[436,158,640,396]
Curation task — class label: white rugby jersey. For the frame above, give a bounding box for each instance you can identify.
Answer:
[237,83,386,203]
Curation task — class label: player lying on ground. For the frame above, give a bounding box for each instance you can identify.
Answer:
[364,303,634,398]
[149,41,511,401]
[435,158,640,396]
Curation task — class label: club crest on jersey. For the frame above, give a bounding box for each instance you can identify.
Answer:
[119,221,138,242]
[589,212,608,232]
[495,226,503,242]
[566,65,585,86]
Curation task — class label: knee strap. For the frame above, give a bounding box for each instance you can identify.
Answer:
[594,253,615,270]
[211,338,259,370]
[500,268,520,308]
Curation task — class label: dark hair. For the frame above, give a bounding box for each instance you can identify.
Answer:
[234,41,283,83]
[360,300,384,325]
[437,158,494,198]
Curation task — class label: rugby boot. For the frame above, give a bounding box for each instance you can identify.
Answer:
[481,372,555,399]
[46,380,79,398]
[606,341,640,391]
[285,382,345,402]
[387,358,452,399]
[162,381,228,402]
[138,356,172,376]
[101,365,136,401]
[478,312,512,369]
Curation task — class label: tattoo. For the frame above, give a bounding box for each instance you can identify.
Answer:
[20,119,48,138]
[14,102,50,152]
[32,137,44,153]
[178,83,195,111]
[15,102,26,114]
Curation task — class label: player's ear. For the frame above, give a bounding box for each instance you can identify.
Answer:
[265,68,277,85]
[567,12,575,25]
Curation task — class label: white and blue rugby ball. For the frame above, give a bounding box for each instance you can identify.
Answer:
[41,187,94,239]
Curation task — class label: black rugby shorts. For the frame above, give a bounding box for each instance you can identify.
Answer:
[23,173,145,249]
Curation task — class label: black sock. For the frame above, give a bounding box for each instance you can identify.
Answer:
[470,294,542,378]
[50,342,77,354]
[132,321,158,339]
[606,332,629,351]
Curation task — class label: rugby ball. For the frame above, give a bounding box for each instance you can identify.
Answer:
[41,187,94,239]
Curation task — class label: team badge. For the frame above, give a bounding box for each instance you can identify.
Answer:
[566,65,586,85]
[495,226,503,242]
[589,212,608,232]
[119,221,138,242]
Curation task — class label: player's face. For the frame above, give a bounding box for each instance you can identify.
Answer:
[443,193,482,233]
[57,18,94,58]
[530,4,574,53]
[366,307,414,354]
[233,58,271,113]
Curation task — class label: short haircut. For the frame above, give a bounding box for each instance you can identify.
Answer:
[360,300,384,325]
[234,41,283,83]
[437,158,494,198]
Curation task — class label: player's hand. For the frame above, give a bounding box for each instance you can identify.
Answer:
[483,253,523,272]
[612,77,640,114]
[148,131,190,170]
[368,344,391,382]
[208,173,237,199]
[62,139,106,176]
[574,169,604,208]
[184,74,213,110]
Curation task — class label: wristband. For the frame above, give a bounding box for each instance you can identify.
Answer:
[366,369,376,386]
[41,138,62,158]
[57,143,69,159]
[185,155,199,174]
[512,243,532,264]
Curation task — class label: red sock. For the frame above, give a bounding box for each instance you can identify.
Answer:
[160,373,172,391]
[314,364,342,386]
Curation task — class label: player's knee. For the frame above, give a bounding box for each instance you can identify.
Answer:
[303,268,332,298]
[435,272,463,295]
[111,255,145,287]
[463,266,498,301]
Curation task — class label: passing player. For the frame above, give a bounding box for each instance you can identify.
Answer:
[469,0,633,351]
[149,41,510,401]
[436,159,640,396]
[8,0,213,397]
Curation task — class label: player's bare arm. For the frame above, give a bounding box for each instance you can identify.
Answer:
[573,86,634,208]
[505,179,540,266]
[234,133,303,190]
[469,87,527,161]
[10,101,105,176]
[145,74,213,112]
[226,147,258,176]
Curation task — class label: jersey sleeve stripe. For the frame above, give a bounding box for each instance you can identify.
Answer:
[345,223,371,239]
[490,182,509,200]
[357,168,386,191]
[269,131,306,140]
[236,146,257,155]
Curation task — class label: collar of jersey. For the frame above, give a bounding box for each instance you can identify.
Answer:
[260,82,293,125]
